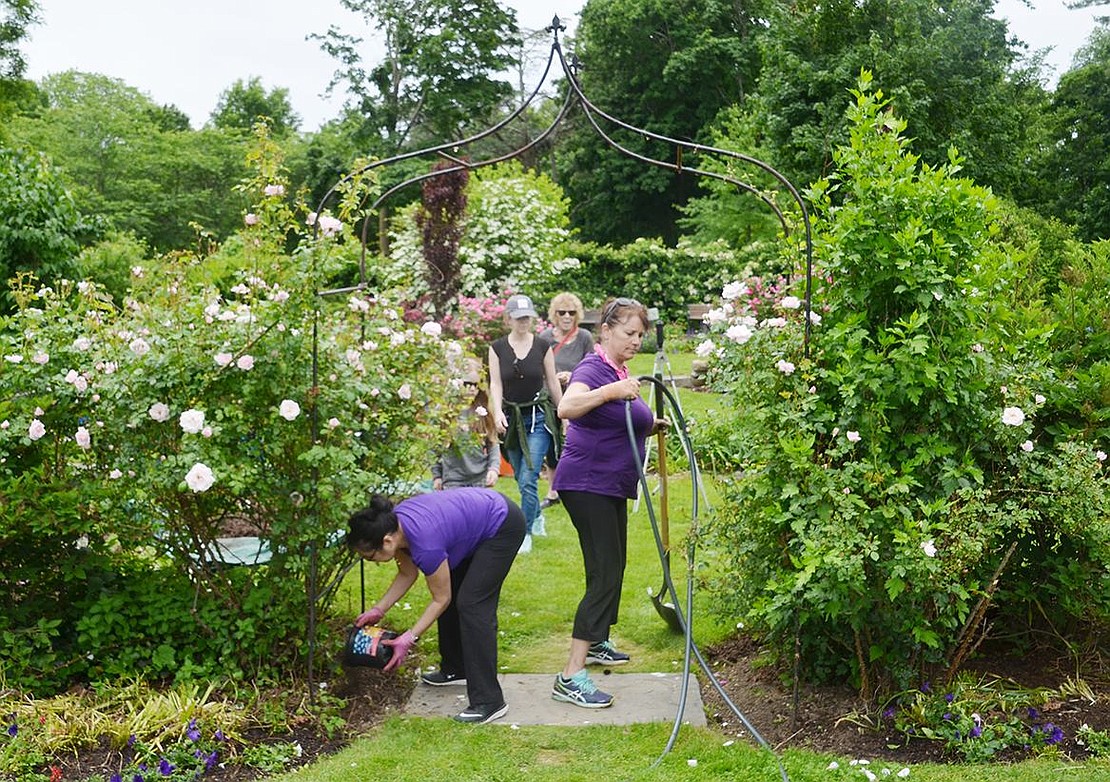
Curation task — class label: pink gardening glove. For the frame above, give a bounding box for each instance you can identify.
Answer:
[381,630,417,672]
[355,607,385,628]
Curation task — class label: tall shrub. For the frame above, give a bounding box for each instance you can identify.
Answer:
[701,73,1110,696]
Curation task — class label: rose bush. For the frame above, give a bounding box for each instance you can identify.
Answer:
[699,73,1110,696]
[0,137,468,694]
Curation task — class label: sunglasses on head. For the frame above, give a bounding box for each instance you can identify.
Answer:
[601,297,641,325]
[463,380,479,388]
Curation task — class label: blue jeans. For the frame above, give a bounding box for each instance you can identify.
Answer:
[504,407,552,535]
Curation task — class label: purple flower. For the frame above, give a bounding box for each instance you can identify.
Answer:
[883,707,896,719]
[159,758,174,776]
[127,734,137,748]
[204,750,219,770]
[969,724,982,739]
[945,693,954,703]
[133,775,144,782]
[943,712,952,721]
[186,718,200,742]
[6,723,15,737]
[110,775,122,782]
[920,681,932,694]
[1027,707,1040,720]
[214,729,226,742]
[1045,723,1064,744]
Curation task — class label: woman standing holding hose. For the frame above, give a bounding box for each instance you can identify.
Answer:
[550,297,667,708]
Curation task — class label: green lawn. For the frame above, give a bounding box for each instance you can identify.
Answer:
[306,358,1109,782]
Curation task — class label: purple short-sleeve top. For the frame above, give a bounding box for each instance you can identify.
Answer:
[552,353,654,499]
[394,488,509,574]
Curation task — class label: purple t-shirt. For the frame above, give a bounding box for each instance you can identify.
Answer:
[552,353,654,499]
[394,488,510,574]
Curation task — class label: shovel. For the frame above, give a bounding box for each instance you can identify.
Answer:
[650,321,684,634]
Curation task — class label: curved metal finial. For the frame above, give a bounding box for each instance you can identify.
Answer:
[548,15,566,34]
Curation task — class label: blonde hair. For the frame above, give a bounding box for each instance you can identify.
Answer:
[548,292,584,323]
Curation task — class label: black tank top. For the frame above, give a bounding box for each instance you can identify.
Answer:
[492,335,551,404]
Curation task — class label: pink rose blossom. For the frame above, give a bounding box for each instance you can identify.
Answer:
[75,426,91,449]
[179,409,205,434]
[185,462,215,492]
[28,419,46,441]
[244,213,259,226]
[279,400,301,421]
[149,402,170,422]
[236,354,255,371]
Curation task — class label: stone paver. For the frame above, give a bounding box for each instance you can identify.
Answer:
[404,672,706,726]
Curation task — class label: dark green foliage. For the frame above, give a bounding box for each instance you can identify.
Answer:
[558,0,763,245]
[1034,26,1110,241]
[0,143,91,309]
[420,160,468,314]
[749,0,1048,198]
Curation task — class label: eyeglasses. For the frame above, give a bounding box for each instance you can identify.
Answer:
[555,309,576,317]
[601,297,641,326]
[463,380,479,388]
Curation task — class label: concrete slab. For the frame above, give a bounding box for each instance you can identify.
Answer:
[404,672,706,726]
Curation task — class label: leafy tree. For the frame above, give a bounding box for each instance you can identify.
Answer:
[747,0,1048,197]
[557,0,766,246]
[8,71,249,250]
[313,0,520,154]
[0,0,36,79]
[0,144,90,310]
[1034,24,1110,240]
[210,76,300,135]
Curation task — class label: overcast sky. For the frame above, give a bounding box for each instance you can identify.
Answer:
[20,0,1106,132]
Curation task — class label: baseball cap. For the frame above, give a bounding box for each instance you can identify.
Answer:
[505,294,538,319]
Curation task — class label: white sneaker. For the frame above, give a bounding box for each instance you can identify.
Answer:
[532,514,547,537]
[518,534,533,554]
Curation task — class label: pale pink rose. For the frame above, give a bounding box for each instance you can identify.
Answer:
[244,213,260,226]
[34,407,44,416]
[420,321,443,337]
[65,369,79,384]
[1001,406,1025,427]
[75,426,91,449]
[847,431,861,443]
[318,215,342,237]
[971,343,984,353]
[179,409,205,434]
[263,184,285,197]
[4,354,21,363]
[131,265,144,278]
[185,462,215,492]
[129,338,150,356]
[0,420,8,430]
[775,359,795,375]
[1021,440,1034,452]
[327,417,340,429]
[398,383,413,400]
[28,419,46,441]
[236,354,255,371]
[722,281,747,301]
[230,283,250,295]
[270,289,290,303]
[279,400,301,421]
[1035,394,1046,405]
[109,469,123,480]
[73,337,92,351]
[694,340,716,358]
[148,402,170,422]
[780,296,801,310]
[921,540,938,557]
[32,352,49,364]
[73,376,88,393]
[725,324,753,344]
[214,352,234,368]
[201,426,213,438]
[1098,451,1107,462]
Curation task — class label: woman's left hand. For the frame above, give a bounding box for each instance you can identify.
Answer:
[651,417,670,436]
[382,630,418,672]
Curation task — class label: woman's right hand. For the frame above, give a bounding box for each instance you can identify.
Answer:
[355,606,385,628]
[495,411,508,434]
[606,378,642,402]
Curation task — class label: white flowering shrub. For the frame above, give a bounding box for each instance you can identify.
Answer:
[0,144,466,693]
[384,160,576,302]
[699,74,1110,696]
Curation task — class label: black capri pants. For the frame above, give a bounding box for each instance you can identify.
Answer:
[560,490,628,642]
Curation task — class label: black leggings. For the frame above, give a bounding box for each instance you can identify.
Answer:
[560,490,628,642]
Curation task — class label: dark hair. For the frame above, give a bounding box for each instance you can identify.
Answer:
[600,297,650,331]
[346,494,399,554]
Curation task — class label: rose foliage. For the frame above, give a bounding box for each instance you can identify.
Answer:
[0,138,468,694]
[699,73,1110,696]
